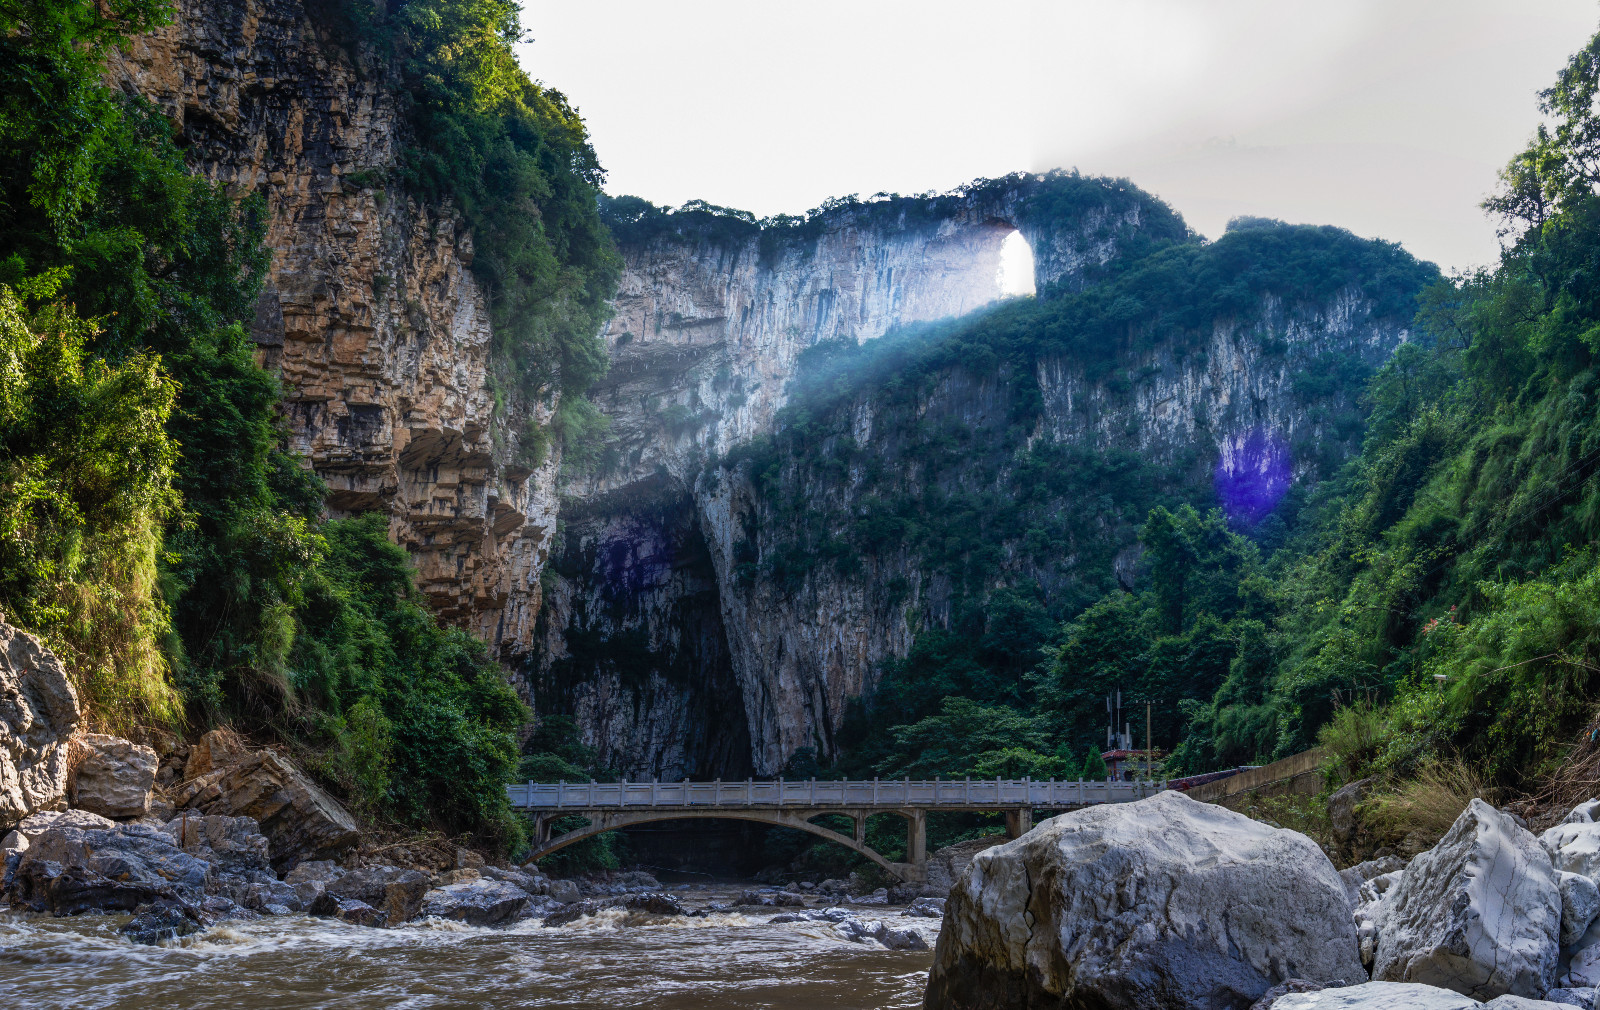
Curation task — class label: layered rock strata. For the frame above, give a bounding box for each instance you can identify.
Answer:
[108,0,556,661]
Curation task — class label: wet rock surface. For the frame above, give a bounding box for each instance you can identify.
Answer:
[420,878,529,927]
[7,823,211,915]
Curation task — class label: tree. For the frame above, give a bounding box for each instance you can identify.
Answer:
[1082,746,1108,781]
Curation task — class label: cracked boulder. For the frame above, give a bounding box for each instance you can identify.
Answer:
[1372,798,1560,1001]
[0,620,80,829]
[6,822,209,915]
[69,733,156,819]
[924,790,1364,1010]
[172,730,358,869]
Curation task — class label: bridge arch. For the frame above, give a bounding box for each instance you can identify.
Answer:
[527,809,911,879]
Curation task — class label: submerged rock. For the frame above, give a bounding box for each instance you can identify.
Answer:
[121,898,205,946]
[0,620,80,829]
[1372,799,1560,1000]
[309,892,387,928]
[925,790,1364,1010]
[325,865,430,926]
[69,733,157,819]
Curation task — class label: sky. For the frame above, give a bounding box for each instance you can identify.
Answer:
[518,1,1600,273]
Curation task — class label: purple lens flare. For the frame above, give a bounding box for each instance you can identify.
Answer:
[1214,429,1292,523]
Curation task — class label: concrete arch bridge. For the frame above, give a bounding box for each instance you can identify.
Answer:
[507,777,1169,882]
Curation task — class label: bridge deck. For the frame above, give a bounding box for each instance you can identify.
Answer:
[506,777,1168,811]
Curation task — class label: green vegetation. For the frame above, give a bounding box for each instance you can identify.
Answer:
[753,23,1600,846]
[0,0,614,847]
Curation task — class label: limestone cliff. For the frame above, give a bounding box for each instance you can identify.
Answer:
[109,0,555,662]
[533,184,1429,778]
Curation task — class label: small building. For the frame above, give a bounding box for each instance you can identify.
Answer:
[1101,749,1163,782]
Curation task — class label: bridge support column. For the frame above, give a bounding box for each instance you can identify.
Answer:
[852,812,866,845]
[1004,808,1033,838]
[904,809,926,866]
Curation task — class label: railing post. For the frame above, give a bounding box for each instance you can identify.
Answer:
[620,777,627,807]
[778,775,784,807]
[746,777,752,807]
[809,777,815,804]
[715,778,722,806]
[589,779,596,807]
[557,780,564,810]
[651,778,658,807]
[872,777,878,805]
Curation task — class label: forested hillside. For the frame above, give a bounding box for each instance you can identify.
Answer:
[0,0,614,847]
[781,25,1600,827]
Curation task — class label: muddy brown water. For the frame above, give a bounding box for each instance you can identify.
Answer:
[0,890,938,1010]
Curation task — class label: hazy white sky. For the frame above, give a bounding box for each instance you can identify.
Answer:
[518,1,1599,272]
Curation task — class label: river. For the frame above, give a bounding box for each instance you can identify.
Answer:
[0,887,938,1010]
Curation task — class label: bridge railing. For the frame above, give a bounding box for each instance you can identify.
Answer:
[505,777,1169,810]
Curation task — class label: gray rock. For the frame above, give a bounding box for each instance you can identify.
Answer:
[1562,872,1600,948]
[1271,982,1481,1009]
[1339,855,1406,909]
[481,866,547,896]
[419,878,528,927]
[1249,980,1325,1010]
[1543,801,1600,881]
[1328,778,1375,846]
[70,733,157,819]
[0,620,80,829]
[14,809,114,843]
[625,892,687,916]
[925,790,1365,1010]
[326,865,430,925]
[7,823,210,914]
[830,915,928,950]
[1482,997,1578,1009]
[1,829,24,854]
[309,892,387,927]
[918,837,1008,899]
[1543,988,1597,1008]
[1354,869,1404,968]
[1372,799,1560,1000]
[163,814,271,875]
[121,898,204,945]
[902,896,945,918]
[546,878,580,904]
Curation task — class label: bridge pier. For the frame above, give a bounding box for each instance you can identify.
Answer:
[903,808,926,866]
[1004,808,1033,838]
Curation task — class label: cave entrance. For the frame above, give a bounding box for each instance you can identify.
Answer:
[997,228,1036,298]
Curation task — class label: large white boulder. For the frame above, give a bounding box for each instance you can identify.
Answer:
[1543,801,1600,881]
[0,620,81,829]
[925,790,1364,1010]
[1372,798,1560,1000]
[69,733,157,818]
[1271,982,1479,1009]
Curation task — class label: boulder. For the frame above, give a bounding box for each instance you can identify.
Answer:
[419,878,528,927]
[14,809,113,842]
[1545,801,1600,882]
[1482,998,1580,1009]
[1249,981,1326,1010]
[925,791,1364,1010]
[903,896,946,918]
[831,915,930,950]
[547,878,580,904]
[0,620,80,829]
[1328,778,1375,847]
[6,823,210,915]
[1543,989,1597,1008]
[1561,872,1600,948]
[1354,869,1405,968]
[309,892,387,927]
[482,866,548,896]
[121,898,205,946]
[69,733,156,819]
[1339,855,1406,909]
[164,814,271,875]
[173,732,359,868]
[1270,982,1481,1009]
[325,865,430,925]
[919,837,1007,898]
[1372,799,1560,1000]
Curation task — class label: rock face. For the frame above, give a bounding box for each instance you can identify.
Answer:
[533,188,1422,778]
[173,730,359,868]
[419,878,529,926]
[925,790,1364,1010]
[0,620,81,829]
[69,733,157,818]
[107,0,559,664]
[1372,799,1560,1000]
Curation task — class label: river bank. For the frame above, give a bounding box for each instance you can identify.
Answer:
[0,885,938,1010]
